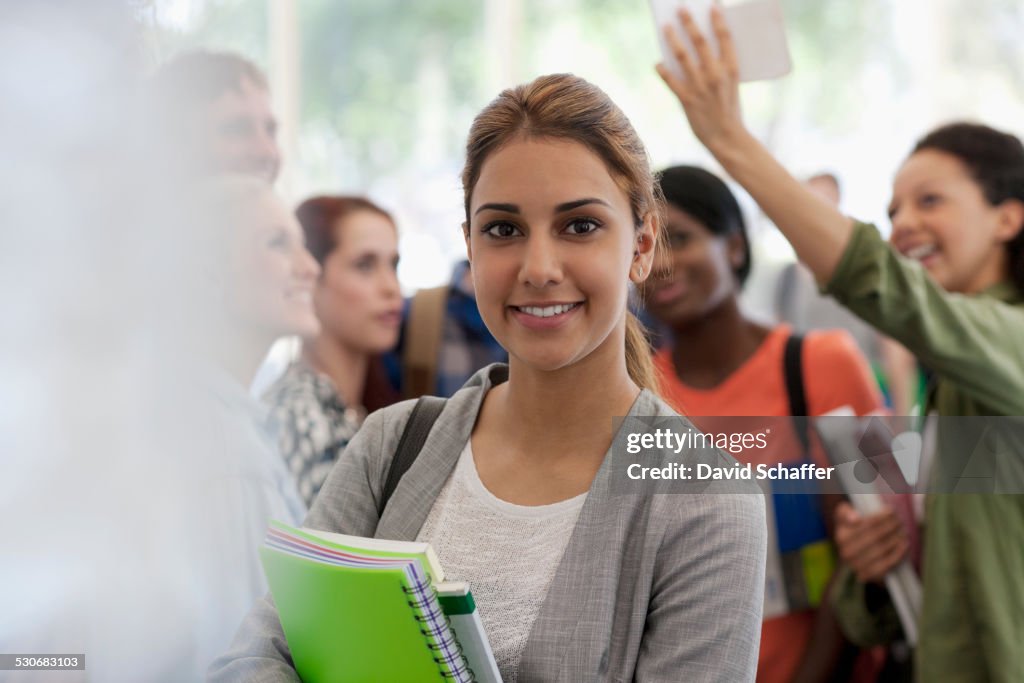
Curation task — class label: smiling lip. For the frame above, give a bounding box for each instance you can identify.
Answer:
[509,301,583,330]
[900,243,940,267]
[651,281,686,305]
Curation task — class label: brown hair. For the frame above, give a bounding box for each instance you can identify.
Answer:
[294,195,395,267]
[460,73,663,392]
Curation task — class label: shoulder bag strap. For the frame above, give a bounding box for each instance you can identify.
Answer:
[378,395,447,517]
[783,333,811,455]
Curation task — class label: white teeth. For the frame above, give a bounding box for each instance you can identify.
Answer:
[519,303,578,318]
[905,244,937,261]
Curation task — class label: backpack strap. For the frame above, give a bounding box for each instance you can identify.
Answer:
[783,333,811,455]
[402,286,448,399]
[378,396,447,517]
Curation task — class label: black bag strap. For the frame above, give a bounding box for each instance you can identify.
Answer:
[378,396,447,517]
[783,333,810,455]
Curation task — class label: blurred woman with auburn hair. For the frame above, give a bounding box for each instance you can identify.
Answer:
[263,195,402,506]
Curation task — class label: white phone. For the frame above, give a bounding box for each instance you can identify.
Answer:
[650,0,792,82]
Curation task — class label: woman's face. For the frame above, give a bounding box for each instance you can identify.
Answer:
[224,190,321,340]
[466,137,654,373]
[314,210,402,354]
[889,149,1018,293]
[641,204,742,329]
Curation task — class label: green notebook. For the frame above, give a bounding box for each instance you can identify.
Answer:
[261,520,502,683]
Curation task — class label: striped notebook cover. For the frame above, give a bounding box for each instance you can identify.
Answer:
[261,521,501,682]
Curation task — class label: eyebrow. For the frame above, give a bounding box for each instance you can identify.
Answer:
[474,202,519,215]
[473,197,612,216]
[556,197,611,212]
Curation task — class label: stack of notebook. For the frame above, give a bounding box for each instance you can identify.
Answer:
[261,520,502,682]
[813,409,923,646]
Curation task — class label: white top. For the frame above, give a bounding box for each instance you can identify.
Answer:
[416,442,587,683]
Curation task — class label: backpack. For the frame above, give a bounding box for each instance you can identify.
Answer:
[402,286,448,399]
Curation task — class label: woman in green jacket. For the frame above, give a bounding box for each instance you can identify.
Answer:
[655,7,1024,682]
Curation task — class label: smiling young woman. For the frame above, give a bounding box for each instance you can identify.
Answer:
[211,74,767,683]
[211,177,322,373]
[189,176,318,671]
[656,8,1024,681]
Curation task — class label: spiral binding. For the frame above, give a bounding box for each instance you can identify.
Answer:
[440,659,475,680]
[403,579,477,682]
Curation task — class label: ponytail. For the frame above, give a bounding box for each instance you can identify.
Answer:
[625,311,659,394]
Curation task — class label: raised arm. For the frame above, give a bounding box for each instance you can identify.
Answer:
[654,8,1024,413]
[654,6,853,285]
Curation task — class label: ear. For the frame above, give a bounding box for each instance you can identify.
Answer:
[462,221,472,263]
[630,212,658,284]
[725,232,747,272]
[995,199,1024,243]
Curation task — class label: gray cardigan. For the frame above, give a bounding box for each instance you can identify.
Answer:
[209,364,767,682]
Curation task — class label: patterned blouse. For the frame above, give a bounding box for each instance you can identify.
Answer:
[262,360,363,507]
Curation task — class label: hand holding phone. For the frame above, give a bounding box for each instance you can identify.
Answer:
[651,0,791,82]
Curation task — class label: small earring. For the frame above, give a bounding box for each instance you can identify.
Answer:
[637,265,644,278]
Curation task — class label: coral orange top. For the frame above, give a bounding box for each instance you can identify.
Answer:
[654,325,883,683]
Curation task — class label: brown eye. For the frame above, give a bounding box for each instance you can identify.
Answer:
[565,218,601,235]
[483,222,521,239]
[667,231,692,248]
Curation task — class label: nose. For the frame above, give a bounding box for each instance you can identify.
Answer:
[889,205,920,246]
[295,246,320,281]
[260,133,281,164]
[252,127,282,179]
[519,232,563,288]
[380,263,402,299]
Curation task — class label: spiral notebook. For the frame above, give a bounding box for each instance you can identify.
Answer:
[261,521,502,682]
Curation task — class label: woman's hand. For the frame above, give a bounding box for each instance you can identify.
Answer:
[834,501,909,584]
[654,6,855,283]
[655,6,747,151]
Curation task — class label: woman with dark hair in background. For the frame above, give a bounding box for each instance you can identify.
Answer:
[658,9,1024,681]
[642,165,884,683]
[263,196,402,506]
